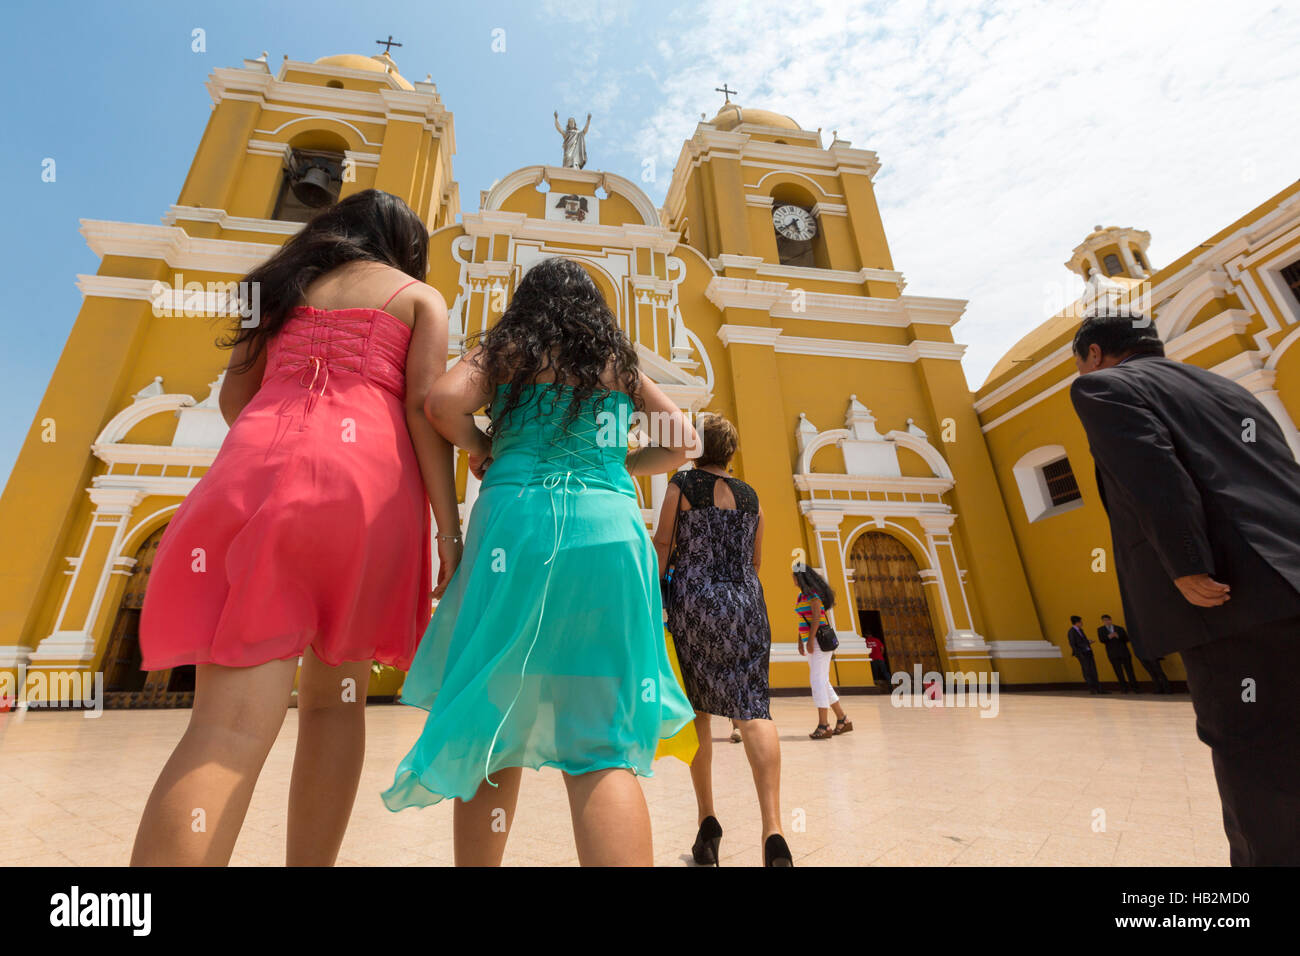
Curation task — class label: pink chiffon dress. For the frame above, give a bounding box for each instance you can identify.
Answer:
[139,282,432,672]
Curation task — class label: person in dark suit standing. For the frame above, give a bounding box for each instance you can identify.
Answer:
[1137,654,1173,694]
[1097,615,1139,692]
[1070,310,1300,866]
[1067,615,1105,693]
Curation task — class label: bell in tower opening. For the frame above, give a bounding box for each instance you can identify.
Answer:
[275,148,345,222]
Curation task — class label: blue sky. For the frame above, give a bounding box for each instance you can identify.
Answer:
[2,0,1299,492]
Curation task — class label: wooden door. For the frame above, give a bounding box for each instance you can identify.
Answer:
[847,531,941,678]
[101,525,195,708]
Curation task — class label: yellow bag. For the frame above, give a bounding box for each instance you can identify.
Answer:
[654,630,699,765]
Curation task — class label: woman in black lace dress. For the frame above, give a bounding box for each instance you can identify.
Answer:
[654,413,791,867]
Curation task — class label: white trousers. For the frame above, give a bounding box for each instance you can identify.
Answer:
[808,638,840,709]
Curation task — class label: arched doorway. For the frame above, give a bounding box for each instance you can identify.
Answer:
[847,531,942,678]
[101,525,196,708]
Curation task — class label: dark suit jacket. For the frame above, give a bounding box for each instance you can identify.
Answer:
[1070,355,1300,657]
[1066,625,1092,658]
[1097,624,1131,658]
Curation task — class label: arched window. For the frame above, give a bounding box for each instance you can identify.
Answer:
[1102,253,1124,277]
[1012,445,1084,521]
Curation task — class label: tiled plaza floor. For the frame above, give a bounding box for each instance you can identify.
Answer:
[0,691,1228,866]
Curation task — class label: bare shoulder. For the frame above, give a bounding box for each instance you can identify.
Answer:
[406,280,447,311]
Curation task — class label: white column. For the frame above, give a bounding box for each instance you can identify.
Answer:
[1119,244,1141,278]
[1238,369,1300,461]
[31,487,145,667]
[807,509,852,635]
[916,513,989,657]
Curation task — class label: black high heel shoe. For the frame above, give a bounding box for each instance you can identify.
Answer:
[764,833,793,867]
[692,816,723,866]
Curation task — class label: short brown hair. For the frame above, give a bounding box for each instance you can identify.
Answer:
[695,412,738,468]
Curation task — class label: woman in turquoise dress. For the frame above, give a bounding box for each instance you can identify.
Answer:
[382,257,698,866]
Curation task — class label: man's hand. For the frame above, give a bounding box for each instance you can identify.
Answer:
[1173,573,1231,607]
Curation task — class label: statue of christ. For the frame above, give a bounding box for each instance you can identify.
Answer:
[554,111,591,169]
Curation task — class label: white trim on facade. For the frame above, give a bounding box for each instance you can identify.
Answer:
[80,220,279,274]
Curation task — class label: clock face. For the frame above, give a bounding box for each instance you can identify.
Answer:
[773,204,817,241]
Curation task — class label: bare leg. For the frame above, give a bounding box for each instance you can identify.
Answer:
[286,650,374,865]
[564,767,652,866]
[453,767,523,866]
[688,710,715,824]
[736,717,783,840]
[817,706,831,727]
[131,659,297,866]
[830,701,846,721]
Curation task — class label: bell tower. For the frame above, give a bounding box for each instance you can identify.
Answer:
[652,97,1047,679]
[0,50,460,695]
[184,50,458,227]
[662,101,897,296]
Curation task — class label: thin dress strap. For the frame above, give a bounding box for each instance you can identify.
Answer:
[380,278,422,311]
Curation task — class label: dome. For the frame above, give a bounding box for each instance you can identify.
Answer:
[710,103,801,132]
[980,274,1147,388]
[312,53,414,90]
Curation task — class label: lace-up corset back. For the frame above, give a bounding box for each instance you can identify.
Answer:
[483,384,635,496]
[265,307,410,401]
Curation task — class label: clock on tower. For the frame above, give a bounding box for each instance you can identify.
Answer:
[773,203,818,266]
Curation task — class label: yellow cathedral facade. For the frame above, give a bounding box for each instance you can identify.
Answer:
[3,50,1299,706]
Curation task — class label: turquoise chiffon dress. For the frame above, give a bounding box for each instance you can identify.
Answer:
[382,383,696,809]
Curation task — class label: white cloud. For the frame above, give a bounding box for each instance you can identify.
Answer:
[579,0,1300,388]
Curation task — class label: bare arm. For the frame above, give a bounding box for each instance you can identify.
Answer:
[218,338,267,426]
[554,111,564,134]
[625,373,698,476]
[403,287,460,533]
[424,345,493,460]
[582,113,591,134]
[651,480,686,575]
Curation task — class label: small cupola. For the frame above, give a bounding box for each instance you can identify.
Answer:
[1066,225,1153,281]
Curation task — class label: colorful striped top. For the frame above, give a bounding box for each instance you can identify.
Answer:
[795,591,828,638]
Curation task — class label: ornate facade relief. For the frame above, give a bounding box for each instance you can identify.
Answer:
[792,395,989,665]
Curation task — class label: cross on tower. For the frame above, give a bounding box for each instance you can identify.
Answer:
[715,83,737,104]
[376,35,402,54]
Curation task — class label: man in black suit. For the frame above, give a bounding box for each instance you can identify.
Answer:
[1137,654,1173,694]
[1097,615,1139,692]
[1067,615,1105,693]
[1070,310,1300,865]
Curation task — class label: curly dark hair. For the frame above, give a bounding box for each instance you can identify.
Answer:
[471,257,641,439]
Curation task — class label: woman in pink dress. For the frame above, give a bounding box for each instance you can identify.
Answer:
[131,189,462,866]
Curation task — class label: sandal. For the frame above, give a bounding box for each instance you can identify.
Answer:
[809,724,834,740]
[833,717,853,735]
[729,729,742,743]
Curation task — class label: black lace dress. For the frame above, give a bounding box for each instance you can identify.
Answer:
[664,468,772,720]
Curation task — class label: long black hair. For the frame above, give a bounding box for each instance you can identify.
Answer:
[793,566,836,611]
[222,189,428,372]
[471,256,641,440]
